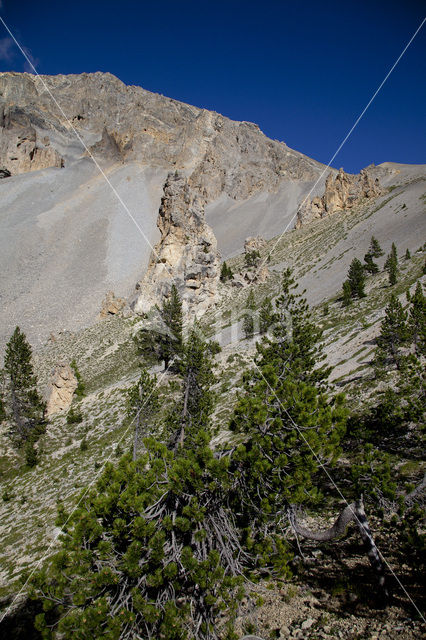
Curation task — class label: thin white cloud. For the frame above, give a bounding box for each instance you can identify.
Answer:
[0,36,14,62]
[22,46,39,73]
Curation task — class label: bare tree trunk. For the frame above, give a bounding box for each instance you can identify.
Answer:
[289,497,388,598]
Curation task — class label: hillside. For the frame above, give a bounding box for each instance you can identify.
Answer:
[0,72,425,639]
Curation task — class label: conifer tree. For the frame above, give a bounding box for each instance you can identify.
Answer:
[364,252,379,274]
[170,327,218,451]
[259,296,275,334]
[363,236,383,274]
[408,282,426,356]
[159,284,184,370]
[385,243,398,286]
[246,289,256,310]
[136,285,184,370]
[230,270,345,555]
[342,280,352,306]
[369,236,384,258]
[127,367,159,460]
[31,332,242,640]
[220,262,233,282]
[2,327,46,446]
[375,295,409,370]
[347,257,366,298]
[405,248,411,260]
[242,313,254,339]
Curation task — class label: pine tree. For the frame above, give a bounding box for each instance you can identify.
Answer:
[364,252,379,274]
[170,327,218,451]
[259,297,275,334]
[408,282,426,356]
[136,285,184,370]
[243,313,254,339]
[246,289,256,310]
[405,248,411,260]
[220,262,233,282]
[159,284,184,370]
[258,268,331,386]
[385,243,398,286]
[369,236,384,258]
[230,270,346,557]
[31,332,242,640]
[375,295,409,370]
[342,280,352,306]
[347,258,366,298]
[127,367,159,460]
[2,327,46,446]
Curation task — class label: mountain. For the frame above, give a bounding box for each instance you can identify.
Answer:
[0,71,330,348]
[0,71,425,639]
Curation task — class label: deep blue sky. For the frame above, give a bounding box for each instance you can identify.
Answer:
[0,0,424,173]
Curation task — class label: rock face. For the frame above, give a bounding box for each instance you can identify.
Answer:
[0,72,322,197]
[296,167,383,227]
[45,363,78,416]
[0,71,329,348]
[133,172,220,316]
[0,102,64,175]
[100,291,127,318]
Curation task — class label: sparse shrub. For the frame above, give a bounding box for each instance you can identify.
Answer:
[405,248,411,260]
[66,407,83,424]
[70,359,85,398]
[244,249,261,269]
[79,437,88,451]
[2,488,13,502]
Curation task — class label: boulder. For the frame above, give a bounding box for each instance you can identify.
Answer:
[45,363,78,416]
[100,291,127,318]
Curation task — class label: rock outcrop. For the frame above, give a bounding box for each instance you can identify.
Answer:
[296,167,383,227]
[133,172,220,317]
[45,363,78,416]
[100,291,127,318]
[244,236,266,253]
[0,104,64,175]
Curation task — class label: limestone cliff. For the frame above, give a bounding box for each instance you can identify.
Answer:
[132,172,220,316]
[0,72,322,198]
[296,167,383,227]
